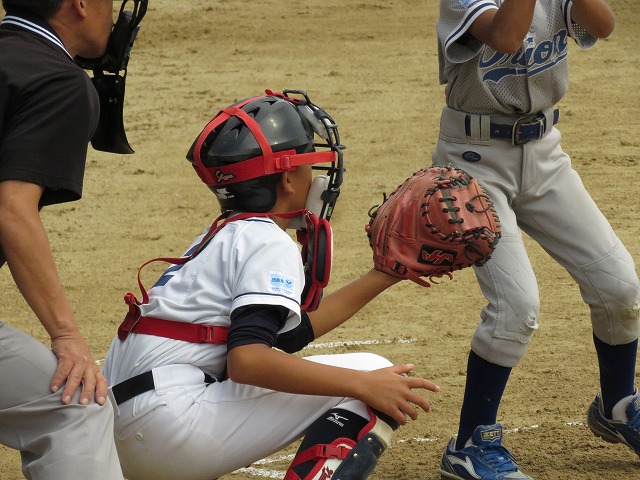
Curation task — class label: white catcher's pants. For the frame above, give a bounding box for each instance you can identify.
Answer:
[108,352,392,480]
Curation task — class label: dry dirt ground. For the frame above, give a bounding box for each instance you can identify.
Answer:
[1,0,639,479]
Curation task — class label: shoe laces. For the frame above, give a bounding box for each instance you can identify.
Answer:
[476,445,519,473]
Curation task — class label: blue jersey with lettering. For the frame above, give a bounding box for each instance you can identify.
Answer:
[437,0,597,114]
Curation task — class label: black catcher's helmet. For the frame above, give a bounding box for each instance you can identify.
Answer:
[186,89,344,217]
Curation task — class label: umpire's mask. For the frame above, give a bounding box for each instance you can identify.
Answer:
[75,0,148,154]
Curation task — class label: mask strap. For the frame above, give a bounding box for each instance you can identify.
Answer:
[194,149,337,187]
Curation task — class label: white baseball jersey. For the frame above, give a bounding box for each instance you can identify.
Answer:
[104,216,303,384]
[437,0,596,114]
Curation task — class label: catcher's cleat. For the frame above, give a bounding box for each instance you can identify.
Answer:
[587,389,640,456]
[440,424,532,480]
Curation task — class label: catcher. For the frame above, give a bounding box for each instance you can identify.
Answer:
[366,164,501,287]
[103,90,441,480]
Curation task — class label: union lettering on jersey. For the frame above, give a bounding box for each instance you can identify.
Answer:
[479,29,569,83]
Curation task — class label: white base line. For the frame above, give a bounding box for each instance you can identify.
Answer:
[234,468,290,478]
[303,337,417,349]
[232,422,587,478]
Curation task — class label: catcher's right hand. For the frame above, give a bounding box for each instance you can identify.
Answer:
[365,165,501,287]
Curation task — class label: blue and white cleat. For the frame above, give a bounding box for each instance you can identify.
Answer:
[440,424,532,480]
[587,390,640,456]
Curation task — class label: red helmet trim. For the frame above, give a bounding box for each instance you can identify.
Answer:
[192,96,260,185]
[194,149,337,186]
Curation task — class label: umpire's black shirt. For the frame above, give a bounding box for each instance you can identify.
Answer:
[0,9,100,266]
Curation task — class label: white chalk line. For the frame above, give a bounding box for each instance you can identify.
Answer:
[235,467,290,478]
[303,337,417,349]
[232,422,587,478]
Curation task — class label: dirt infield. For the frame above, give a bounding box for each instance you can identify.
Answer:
[1,0,639,478]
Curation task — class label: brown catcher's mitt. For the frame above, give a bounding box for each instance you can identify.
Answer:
[365,165,501,287]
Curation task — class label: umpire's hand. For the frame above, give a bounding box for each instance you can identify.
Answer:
[51,332,108,406]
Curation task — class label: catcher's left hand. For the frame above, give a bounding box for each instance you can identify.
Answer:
[365,165,501,287]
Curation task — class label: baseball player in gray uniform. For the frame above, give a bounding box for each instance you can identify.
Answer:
[103,90,440,480]
[432,0,640,479]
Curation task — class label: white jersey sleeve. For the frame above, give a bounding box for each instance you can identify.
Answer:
[227,219,303,333]
[437,0,497,76]
[437,0,597,114]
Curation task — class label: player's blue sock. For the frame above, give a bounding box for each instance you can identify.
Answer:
[593,333,637,418]
[455,350,511,450]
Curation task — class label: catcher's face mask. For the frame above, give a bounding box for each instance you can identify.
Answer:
[75,0,148,154]
[289,90,344,222]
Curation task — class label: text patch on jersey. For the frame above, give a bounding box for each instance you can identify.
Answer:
[269,272,296,297]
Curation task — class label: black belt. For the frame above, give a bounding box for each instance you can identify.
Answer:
[111,370,216,405]
[464,109,559,145]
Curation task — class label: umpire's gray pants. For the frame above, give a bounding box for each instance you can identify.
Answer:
[0,322,123,480]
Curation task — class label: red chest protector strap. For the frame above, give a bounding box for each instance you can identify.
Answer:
[117,210,331,342]
[117,303,230,343]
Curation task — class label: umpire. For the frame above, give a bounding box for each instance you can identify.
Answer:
[0,1,124,478]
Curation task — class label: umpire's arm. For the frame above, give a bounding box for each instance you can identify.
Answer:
[0,179,107,406]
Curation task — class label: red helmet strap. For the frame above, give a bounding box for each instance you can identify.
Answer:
[192,96,262,185]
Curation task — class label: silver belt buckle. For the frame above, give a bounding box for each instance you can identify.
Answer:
[512,115,545,145]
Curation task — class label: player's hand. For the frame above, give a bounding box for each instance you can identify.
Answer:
[50,333,108,406]
[360,363,439,426]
